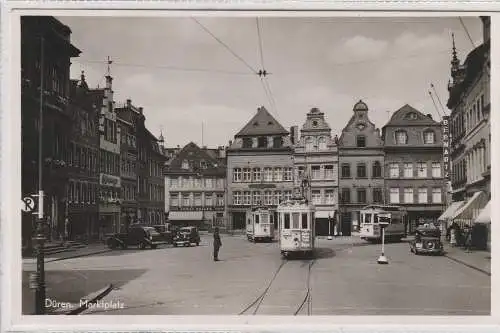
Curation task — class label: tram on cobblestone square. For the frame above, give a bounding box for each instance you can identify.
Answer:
[359,204,407,242]
[277,196,316,258]
[246,206,275,242]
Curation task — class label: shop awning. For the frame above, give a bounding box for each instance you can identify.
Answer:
[438,201,465,221]
[450,191,488,221]
[315,210,336,219]
[475,201,491,224]
[168,211,203,221]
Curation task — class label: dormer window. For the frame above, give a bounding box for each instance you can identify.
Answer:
[253,121,259,127]
[318,137,327,150]
[356,135,366,148]
[257,136,268,148]
[407,112,418,120]
[200,160,207,169]
[268,121,273,125]
[242,137,253,148]
[305,137,315,151]
[423,130,435,144]
[273,136,283,148]
[395,130,408,145]
[181,160,189,170]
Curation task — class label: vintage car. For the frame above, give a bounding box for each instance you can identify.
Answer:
[173,226,201,247]
[106,224,165,250]
[409,224,444,255]
[152,224,173,244]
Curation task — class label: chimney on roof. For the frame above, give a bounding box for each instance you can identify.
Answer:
[126,99,131,107]
[139,107,143,115]
[218,146,226,159]
[290,126,299,145]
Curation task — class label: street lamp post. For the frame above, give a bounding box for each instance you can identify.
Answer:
[377,217,389,265]
[327,215,333,240]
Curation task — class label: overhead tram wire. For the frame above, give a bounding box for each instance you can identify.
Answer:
[430,83,448,117]
[428,91,443,121]
[458,17,476,48]
[192,17,259,75]
[256,17,278,116]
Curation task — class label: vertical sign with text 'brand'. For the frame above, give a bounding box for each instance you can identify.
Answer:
[442,116,450,179]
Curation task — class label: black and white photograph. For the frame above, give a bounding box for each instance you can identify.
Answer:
[1,8,494,328]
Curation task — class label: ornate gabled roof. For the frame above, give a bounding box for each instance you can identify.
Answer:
[166,142,226,175]
[301,107,331,132]
[353,100,369,112]
[235,106,289,137]
[384,104,439,127]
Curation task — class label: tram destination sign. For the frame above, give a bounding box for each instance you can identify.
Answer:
[442,116,450,180]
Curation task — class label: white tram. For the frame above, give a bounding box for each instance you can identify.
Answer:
[277,197,316,258]
[246,206,275,242]
[359,204,407,242]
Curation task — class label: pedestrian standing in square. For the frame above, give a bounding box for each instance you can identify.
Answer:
[213,227,222,261]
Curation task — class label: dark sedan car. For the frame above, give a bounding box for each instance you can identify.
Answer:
[173,226,201,247]
[409,225,444,255]
[106,225,165,250]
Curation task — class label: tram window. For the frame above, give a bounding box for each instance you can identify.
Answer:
[255,215,260,224]
[292,213,300,229]
[373,214,378,224]
[301,213,308,229]
[284,213,290,229]
[364,213,372,224]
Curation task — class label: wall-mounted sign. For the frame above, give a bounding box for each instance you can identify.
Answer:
[442,116,450,180]
[169,206,224,212]
[100,173,121,187]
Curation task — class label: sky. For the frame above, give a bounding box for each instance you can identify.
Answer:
[56,15,484,148]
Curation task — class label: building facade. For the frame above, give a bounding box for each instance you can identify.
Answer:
[165,142,226,229]
[382,105,446,233]
[226,106,294,231]
[21,16,81,245]
[145,129,166,225]
[338,100,385,235]
[293,108,339,236]
[65,72,100,240]
[95,75,122,234]
[116,99,140,229]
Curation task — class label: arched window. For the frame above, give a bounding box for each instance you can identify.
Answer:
[305,137,314,151]
[423,130,435,144]
[318,137,327,150]
[372,161,382,178]
[395,130,408,144]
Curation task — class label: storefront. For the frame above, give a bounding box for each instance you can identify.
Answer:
[474,200,490,251]
[438,201,465,236]
[315,210,336,236]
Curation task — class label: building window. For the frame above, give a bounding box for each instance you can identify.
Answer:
[325,190,334,204]
[242,137,253,148]
[264,167,273,182]
[390,188,400,204]
[341,188,351,203]
[273,191,281,205]
[395,130,408,144]
[357,163,367,178]
[182,194,190,206]
[432,162,441,178]
[373,188,383,203]
[404,163,413,178]
[182,160,189,170]
[284,191,292,201]
[357,188,367,204]
[372,161,382,178]
[216,193,224,206]
[312,166,321,179]
[273,136,283,148]
[389,163,399,178]
[341,163,351,178]
[417,162,427,178]
[243,168,251,182]
[418,188,427,203]
[205,178,213,188]
[258,136,268,148]
[194,193,202,206]
[170,193,179,207]
[356,135,366,148]
[233,191,242,205]
[253,191,261,205]
[305,137,314,151]
[264,191,273,205]
[324,165,334,179]
[283,167,293,181]
[194,178,201,188]
[253,168,261,182]
[243,191,251,205]
[312,190,322,205]
[424,130,435,144]
[273,167,283,181]
[404,188,414,203]
[318,137,327,150]
[233,168,242,182]
[432,188,442,203]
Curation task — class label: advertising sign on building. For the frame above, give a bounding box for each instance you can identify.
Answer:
[100,173,121,187]
[170,206,223,212]
[442,116,450,179]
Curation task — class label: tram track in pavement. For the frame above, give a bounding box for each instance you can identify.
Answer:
[238,256,317,316]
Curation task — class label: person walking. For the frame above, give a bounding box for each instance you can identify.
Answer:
[213,227,222,261]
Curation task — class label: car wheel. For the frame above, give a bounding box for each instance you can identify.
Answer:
[107,240,116,249]
[151,244,157,249]
[139,242,146,249]
[196,242,199,246]
[120,243,127,250]
[173,243,178,247]
[414,250,419,255]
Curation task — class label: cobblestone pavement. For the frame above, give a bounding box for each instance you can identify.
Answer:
[22,234,490,315]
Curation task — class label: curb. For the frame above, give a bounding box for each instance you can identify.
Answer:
[444,254,491,276]
[46,249,112,263]
[66,284,114,315]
